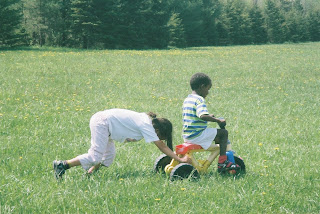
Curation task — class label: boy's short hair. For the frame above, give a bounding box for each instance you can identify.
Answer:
[190,73,212,90]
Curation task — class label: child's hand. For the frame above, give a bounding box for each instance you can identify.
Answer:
[217,118,226,129]
[88,163,101,174]
[218,118,226,123]
[180,155,192,164]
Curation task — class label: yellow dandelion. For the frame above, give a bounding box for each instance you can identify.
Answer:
[262,192,266,195]
[274,147,279,150]
[181,188,186,191]
[155,198,161,201]
[19,156,23,160]
[258,143,263,146]
[264,165,268,168]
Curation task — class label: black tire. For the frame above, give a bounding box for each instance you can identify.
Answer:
[234,156,246,174]
[170,163,200,181]
[154,154,172,173]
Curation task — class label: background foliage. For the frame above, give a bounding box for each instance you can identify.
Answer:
[1,0,320,48]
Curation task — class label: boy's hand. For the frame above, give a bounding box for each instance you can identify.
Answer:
[217,118,226,129]
[218,118,226,123]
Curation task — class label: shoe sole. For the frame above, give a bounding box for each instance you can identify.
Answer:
[53,160,63,179]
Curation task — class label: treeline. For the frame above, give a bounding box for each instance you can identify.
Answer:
[1,0,320,49]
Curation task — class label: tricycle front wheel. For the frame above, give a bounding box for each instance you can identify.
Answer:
[170,163,200,181]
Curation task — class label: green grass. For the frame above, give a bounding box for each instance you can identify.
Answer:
[1,43,319,213]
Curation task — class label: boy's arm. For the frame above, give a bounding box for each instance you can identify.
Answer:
[200,114,226,125]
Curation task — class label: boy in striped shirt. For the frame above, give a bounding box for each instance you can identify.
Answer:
[182,73,239,173]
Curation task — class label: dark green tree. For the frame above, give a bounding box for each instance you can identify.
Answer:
[215,6,231,45]
[249,4,267,44]
[201,0,222,46]
[223,0,252,45]
[307,8,320,42]
[284,6,309,42]
[56,0,73,46]
[22,0,50,46]
[144,0,171,49]
[167,13,186,48]
[90,0,118,48]
[71,0,99,49]
[0,0,26,46]
[170,0,205,47]
[264,0,286,43]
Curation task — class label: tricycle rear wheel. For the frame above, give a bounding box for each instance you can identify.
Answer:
[154,154,172,173]
[234,156,246,174]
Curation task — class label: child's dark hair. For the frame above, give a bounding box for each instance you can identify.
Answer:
[147,112,173,150]
[190,72,212,90]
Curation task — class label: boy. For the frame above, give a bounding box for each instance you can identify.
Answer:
[182,73,239,173]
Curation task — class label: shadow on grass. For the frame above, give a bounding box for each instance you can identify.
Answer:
[201,170,247,180]
[88,168,157,180]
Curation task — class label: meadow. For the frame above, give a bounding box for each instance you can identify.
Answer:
[0,43,319,213]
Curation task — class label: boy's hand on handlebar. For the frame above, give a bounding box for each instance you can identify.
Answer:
[217,118,226,128]
[218,118,226,124]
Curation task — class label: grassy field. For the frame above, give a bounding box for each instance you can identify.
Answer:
[1,43,319,213]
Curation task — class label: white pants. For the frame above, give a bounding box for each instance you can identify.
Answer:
[183,128,217,150]
[77,112,116,170]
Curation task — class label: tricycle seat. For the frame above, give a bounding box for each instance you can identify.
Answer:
[175,143,203,155]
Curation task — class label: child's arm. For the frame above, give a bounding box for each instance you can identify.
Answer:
[154,140,192,164]
[200,114,226,126]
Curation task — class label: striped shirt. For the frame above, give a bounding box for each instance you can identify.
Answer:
[182,94,209,139]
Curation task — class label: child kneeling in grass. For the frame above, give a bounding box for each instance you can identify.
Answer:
[53,109,191,179]
[182,73,239,173]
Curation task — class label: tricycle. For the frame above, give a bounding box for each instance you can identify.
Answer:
[154,119,246,180]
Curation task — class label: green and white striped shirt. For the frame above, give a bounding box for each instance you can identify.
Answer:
[182,94,209,139]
